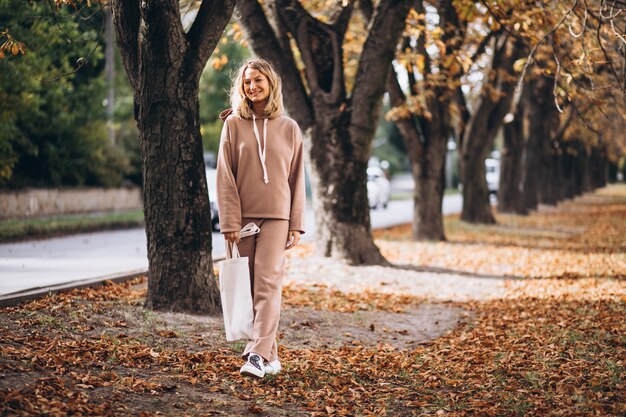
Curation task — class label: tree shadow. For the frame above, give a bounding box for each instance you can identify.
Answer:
[390,262,524,281]
[440,236,625,255]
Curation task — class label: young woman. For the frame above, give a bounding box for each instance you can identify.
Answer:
[216,58,306,378]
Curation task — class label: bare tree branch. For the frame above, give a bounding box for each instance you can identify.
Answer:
[477,0,528,43]
[571,99,604,139]
[235,0,313,128]
[515,0,580,96]
[40,1,106,82]
[468,30,498,69]
[111,0,141,89]
[595,18,626,101]
[413,0,433,76]
[386,66,425,158]
[186,0,235,79]
[274,0,351,104]
[551,102,575,141]
[351,0,412,132]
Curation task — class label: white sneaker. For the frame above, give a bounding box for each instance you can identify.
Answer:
[264,359,281,375]
[240,353,265,378]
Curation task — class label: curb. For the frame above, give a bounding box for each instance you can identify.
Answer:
[0,255,229,307]
[0,270,147,307]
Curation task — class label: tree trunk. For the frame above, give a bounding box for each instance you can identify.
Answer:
[307,107,387,264]
[590,146,608,189]
[599,149,609,187]
[521,74,557,212]
[567,139,584,196]
[460,145,494,223]
[537,145,557,205]
[537,139,562,205]
[498,107,526,214]
[579,144,593,194]
[387,66,448,241]
[459,37,525,224]
[553,143,566,202]
[140,82,220,312]
[608,161,618,183]
[521,130,540,211]
[413,135,447,240]
[393,111,448,241]
[112,0,234,314]
[561,141,576,200]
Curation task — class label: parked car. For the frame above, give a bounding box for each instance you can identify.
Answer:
[485,158,500,195]
[205,168,220,231]
[367,166,391,209]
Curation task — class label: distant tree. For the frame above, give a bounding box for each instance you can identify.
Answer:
[496,0,626,213]
[384,0,466,241]
[498,82,529,214]
[457,35,526,224]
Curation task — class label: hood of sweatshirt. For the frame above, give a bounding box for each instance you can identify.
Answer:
[219,107,283,122]
[219,108,233,122]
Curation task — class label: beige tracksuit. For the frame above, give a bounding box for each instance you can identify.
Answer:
[216,111,306,362]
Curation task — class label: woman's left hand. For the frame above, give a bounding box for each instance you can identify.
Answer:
[286,230,301,250]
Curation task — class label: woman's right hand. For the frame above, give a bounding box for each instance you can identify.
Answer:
[224,231,240,245]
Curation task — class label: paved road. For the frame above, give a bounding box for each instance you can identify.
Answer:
[0,191,461,297]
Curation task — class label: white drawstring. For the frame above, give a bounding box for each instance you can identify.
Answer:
[252,115,269,184]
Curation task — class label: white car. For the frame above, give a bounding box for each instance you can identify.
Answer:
[485,158,500,195]
[205,168,220,231]
[367,166,391,209]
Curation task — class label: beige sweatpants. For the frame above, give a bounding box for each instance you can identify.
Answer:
[237,217,289,362]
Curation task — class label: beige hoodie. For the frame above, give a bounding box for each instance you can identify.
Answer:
[216,112,306,234]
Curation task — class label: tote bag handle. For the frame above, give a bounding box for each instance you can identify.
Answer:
[226,241,241,259]
[225,222,260,258]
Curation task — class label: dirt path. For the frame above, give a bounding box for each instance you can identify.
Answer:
[277,252,508,350]
[285,254,509,302]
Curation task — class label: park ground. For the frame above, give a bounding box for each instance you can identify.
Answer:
[1,185,625,416]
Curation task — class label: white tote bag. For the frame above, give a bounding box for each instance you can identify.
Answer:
[218,223,259,341]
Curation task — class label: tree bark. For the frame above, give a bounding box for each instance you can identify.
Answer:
[387,71,448,241]
[237,0,411,265]
[590,146,608,189]
[459,37,525,224]
[537,139,561,205]
[498,99,526,214]
[520,73,558,212]
[560,141,577,199]
[307,108,383,263]
[111,0,234,314]
[608,161,618,183]
[578,143,593,194]
[412,123,448,241]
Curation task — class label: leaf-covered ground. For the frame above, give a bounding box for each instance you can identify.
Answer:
[1,185,625,416]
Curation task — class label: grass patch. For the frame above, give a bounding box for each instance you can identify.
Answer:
[0,210,144,242]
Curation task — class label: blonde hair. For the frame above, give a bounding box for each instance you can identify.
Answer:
[230,58,284,119]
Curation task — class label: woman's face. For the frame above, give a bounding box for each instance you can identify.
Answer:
[243,67,270,105]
